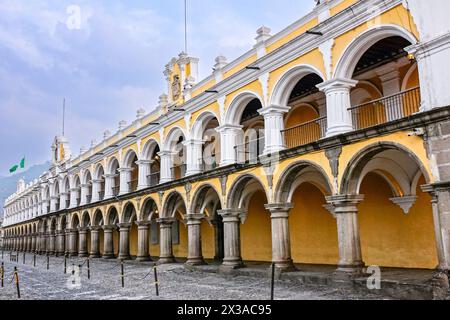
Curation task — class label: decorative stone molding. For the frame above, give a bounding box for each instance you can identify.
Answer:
[390,196,418,214]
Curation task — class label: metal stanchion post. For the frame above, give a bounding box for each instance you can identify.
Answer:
[14,267,20,299]
[270,263,275,301]
[153,263,159,296]
[47,255,49,270]
[64,255,67,274]
[23,252,25,265]
[0,262,4,288]
[33,254,36,268]
[87,259,90,280]
[120,260,125,288]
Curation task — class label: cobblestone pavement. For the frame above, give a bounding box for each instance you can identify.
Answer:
[0,253,387,300]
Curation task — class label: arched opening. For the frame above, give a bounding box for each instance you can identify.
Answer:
[73,176,81,207]
[62,177,70,208]
[347,35,420,129]
[282,72,326,148]
[163,192,188,260]
[165,129,186,181]
[228,176,271,263]
[122,202,138,259]
[239,99,264,163]
[122,151,139,193]
[141,198,160,258]
[94,165,105,201]
[71,214,80,256]
[276,163,338,265]
[81,212,91,256]
[191,185,224,261]
[192,112,221,173]
[342,144,437,269]
[106,207,119,258]
[82,170,93,204]
[92,210,104,256]
[53,181,60,211]
[142,140,161,187]
[108,158,120,197]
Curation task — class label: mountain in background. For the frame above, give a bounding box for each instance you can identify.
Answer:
[0,161,51,217]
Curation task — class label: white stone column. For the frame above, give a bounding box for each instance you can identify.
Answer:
[185,139,204,176]
[405,0,450,110]
[136,160,152,190]
[118,223,131,260]
[317,78,358,137]
[158,151,174,184]
[103,174,117,199]
[216,125,243,166]
[102,225,115,259]
[42,200,50,215]
[91,180,102,202]
[79,184,90,206]
[265,204,295,271]
[407,34,450,111]
[326,195,365,274]
[89,227,101,258]
[258,105,291,154]
[186,214,206,266]
[218,210,244,269]
[118,168,133,195]
[69,188,79,209]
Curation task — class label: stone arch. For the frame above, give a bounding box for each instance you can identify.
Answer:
[122,149,138,168]
[107,157,120,175]
[105,206,119,225]
[340,142,431,196]
[94,163,105,180]
[162,191,187,219]
[225,91,264,125]
[333,24,418,79]
[141,139,161,161]
[270,64,326,107]
[275,160,333,203]
[81,211,91,228]
[92,209,104,226]
[70,213,80,229]
[191,110,221,140]
[82,169,93,185]
[164,126,187,151]
[227,174,269,211]
[140,197,159,221]
[121,202,137,223]
[190,183,223,216]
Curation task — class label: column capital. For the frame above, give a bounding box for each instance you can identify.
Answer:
[117,168,133,173]
[135,160,152,166]
[89,226,102,232]
[136,220,152,227]
[265,203,293,218]
[103,174,118,179]
[91,179,103,184]
[102,225,117,231]
[258,105,291,116]
[316,78,358,93]
[117,222,132,229]
[156,217,176,225]
[326,194,364,214]
[215,124,243,134]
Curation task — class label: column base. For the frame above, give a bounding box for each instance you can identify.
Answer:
[136,256,152,262]
[56,251,65,257]
[335,262,365,276]
[186,257,207,266]
[273,259,296,273]
[69,252,78,257]
[78,252,89,258]
[89,253,101,259]
[158,256,176,264]
[220,258,245,271]
[102,254,116,259]
[118,254,131,261]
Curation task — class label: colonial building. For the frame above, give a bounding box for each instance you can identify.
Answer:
[2,0,450,275]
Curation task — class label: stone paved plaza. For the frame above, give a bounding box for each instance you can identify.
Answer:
[0,253,389,300]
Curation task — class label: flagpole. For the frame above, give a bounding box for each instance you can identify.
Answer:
[184,0,188,54]
[62,98,66,136]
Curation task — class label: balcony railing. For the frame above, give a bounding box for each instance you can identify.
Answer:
[86,195,92,203]
[112,186,120,197]
[349,87,421,131]
[147,172,160,187]
[127,180,138,192]
[171,164,187,180]
[200,154,219,172]
[282,117,327,149]
[235,137,265,164]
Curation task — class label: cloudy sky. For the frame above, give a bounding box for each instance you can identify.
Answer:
[0,0,314,175]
